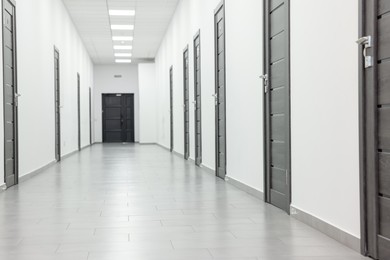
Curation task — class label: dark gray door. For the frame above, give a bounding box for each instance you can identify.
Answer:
[194,31,202,166]
[77,73,81,151]
[183,46,190,160]
[214,2,226,179]
[3,0,18,188]
[360,1,390,258]
[89,87,92,145]
[263,0,291,213]
[170,66,174,152]
[102,94,135,143]
[54,48,61,161]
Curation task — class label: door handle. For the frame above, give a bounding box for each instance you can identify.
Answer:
[259,74,269,93]
[356,36,373,68]
[212,94,218,106]
[14,93,21,106]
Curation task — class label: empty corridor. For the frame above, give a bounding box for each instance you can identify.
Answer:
[0,144,368,260]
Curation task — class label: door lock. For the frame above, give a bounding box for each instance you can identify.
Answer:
[356,36,373,68]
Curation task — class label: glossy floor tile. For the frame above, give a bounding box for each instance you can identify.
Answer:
[0,144,369,260]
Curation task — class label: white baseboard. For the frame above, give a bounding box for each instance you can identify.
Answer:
[290,205,360,252]
[225,176,264,200]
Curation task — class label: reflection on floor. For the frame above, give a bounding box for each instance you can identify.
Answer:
[0,144,368,260]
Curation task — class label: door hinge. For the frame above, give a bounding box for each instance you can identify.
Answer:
[356,36,373,68]
[260,74,269,93]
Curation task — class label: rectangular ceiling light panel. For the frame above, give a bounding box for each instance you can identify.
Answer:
[115,53,132,57]
[111,24,134,30]
[109,10,135,16]
[116,59,132,63]
[113,45,133,50]
[112,36,134,41]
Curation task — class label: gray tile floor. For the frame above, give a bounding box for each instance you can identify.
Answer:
[0,144,369,260]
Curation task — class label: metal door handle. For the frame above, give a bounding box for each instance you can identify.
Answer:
[260,74,269,93]
[356,36,373,68]
[212,94,218,106]
[14,93,21,106]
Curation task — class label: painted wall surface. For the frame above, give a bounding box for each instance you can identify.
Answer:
[155,0,224,172]
[138,64,158,144]
[290,0,360,238]
[155,0,264,191]
[93,65,140,143]
[155,0,361,239]
[225,0,264,191]
[7,0,94,182]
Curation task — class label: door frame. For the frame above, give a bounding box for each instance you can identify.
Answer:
[358,1,367,256]
[77,73,81,151]
[101,93,135,143]
[183,45,190,160]
[263,0,292,214]
[170,66,174,152]
[214,0,227,179]
[2,0,18,187]
[89,87,92,145]
[358,0,379,257]
[193,30,202,166]
[54,46,61,161]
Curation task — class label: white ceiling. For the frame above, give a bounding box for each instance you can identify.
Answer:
[62,0,180,64]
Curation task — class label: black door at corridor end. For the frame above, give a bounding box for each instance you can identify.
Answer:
[102,94,135,143]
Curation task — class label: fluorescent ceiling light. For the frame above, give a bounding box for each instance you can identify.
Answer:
[113,45,132,50]
[115,53,132,57]
[116,59,132,63]
[112,36,133,41]
[111,24,134,30]
[109,10,135,16]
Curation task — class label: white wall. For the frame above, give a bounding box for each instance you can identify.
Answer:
[93,65,140,143]
[138,64,158,143]
[155,0,264,191]
[155,0,361,240]
[225,0,264,191]
[0,0,94,183]
[156,0,224,171]
[290,0,360,238]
